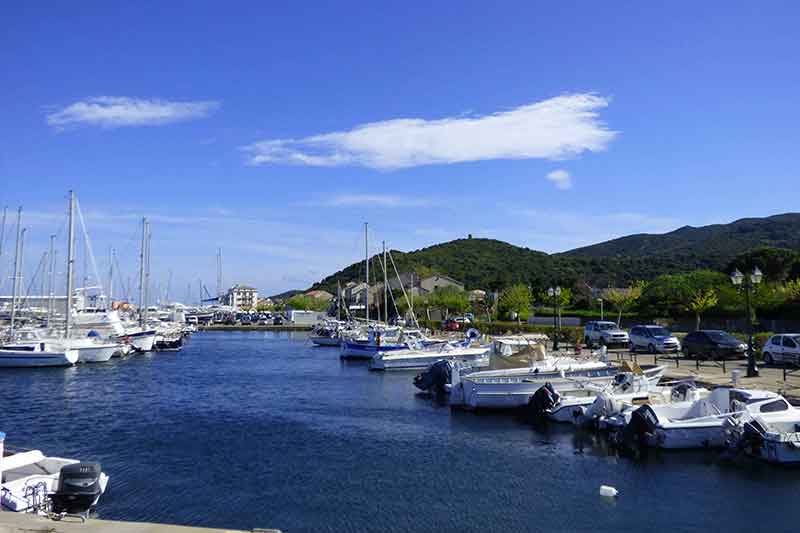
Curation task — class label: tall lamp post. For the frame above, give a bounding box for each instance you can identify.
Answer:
[597,298,604,321]
[548,286,561,351]
[730,267,762,378]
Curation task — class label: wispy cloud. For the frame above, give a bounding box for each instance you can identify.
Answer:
[546,169,573,190]
[46,97,219,128]
[242,93,617,170]
[303,194,434,208]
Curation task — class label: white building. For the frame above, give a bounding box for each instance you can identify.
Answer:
[224,284,258,310]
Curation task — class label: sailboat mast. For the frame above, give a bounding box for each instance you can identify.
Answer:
[0,205,7,259]
[337,280,341,321]
[9,208,23,335]
[364,222,369,323]
[46,235,55,327]
[383,241,388,324]
[139,217,147,327]
[65,192,75,339]
[108,248,115,305]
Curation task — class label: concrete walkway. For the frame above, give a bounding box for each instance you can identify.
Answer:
[606,349,800,401]
[0,513,280,533]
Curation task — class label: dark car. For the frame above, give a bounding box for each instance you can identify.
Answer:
[273,316,285,326]
[681,330,747,359]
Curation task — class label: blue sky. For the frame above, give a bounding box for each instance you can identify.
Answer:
[2,2,800,299]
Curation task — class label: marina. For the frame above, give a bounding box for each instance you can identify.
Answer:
[1,330,799,532]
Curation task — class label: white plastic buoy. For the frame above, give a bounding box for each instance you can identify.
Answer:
[599,485,618,498]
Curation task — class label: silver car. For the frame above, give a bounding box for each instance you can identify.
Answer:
[629,325,681,354]
[762,334,800,366]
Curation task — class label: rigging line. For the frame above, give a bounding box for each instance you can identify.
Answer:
[19,250,48,310]
[376,251,400,318]
[388,249,419,328]
[75,197,104,298]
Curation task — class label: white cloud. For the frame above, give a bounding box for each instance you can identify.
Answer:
[242,93,616,170]
[317,194,433,208]
[46,97,219,128]
[546,169,573,190]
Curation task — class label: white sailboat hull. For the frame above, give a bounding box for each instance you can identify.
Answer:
[0,349,78,368]
[370,347,490,371]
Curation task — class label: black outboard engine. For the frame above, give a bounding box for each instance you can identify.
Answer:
[50,462,102,516]
[413,360,452,394]
[526,383,560,420]
[619,404,658,452]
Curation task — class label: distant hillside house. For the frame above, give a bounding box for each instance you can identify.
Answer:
[387,273,465,296]
[305,289,334,301]
[419,275,464,294]
[224,284,258,310]
[258,297,274,307]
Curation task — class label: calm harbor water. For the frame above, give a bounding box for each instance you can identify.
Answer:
[1,331,796,532]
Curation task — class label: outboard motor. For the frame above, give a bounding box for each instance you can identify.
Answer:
[619,405,658,452]
[526,383,560,420]
[50,462,102,516]
[413,360,452,394]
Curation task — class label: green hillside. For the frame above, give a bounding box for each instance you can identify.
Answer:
[309,213,800,294]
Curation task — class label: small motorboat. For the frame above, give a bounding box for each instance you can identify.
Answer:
[1,448,109,516]
[372,329,488,371]
[448,343,666,410]
[621,388,782,449]
[533,367,663,425]
[724,397,800,463]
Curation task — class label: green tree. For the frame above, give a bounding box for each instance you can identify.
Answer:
[286,294,330,312]
[425,286,470,318]
[497,284,531,323]
[604,282,644,325]
[687,288,718,330]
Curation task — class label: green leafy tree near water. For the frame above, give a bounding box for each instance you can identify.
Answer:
[498,284,531,322]
[687,288,718,330]
[605,282,644,325]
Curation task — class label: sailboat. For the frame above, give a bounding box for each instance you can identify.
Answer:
[0,206,78,367]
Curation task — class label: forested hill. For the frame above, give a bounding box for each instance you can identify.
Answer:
[308,214,800,293]
[311,238,553,293]
[561,213,800,261]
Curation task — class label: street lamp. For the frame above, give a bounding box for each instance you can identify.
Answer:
[730,267,763,378]
[596,298,604,321]
[548,286,561,351]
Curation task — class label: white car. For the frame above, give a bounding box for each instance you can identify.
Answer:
[762,334,800,366]
[629,325,681,354]
[584,321,629,348]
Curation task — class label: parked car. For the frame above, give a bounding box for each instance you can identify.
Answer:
[443,319,461,331]
[681,330,747,359]
[273,315,285,326]
[629,325,681,354]
[584,321,629,348]
[453,316,471,324]
[762,334,800,366]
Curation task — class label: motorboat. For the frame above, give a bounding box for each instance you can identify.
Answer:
[490,334,550,356]
[622,388,781,449]
[74,309,156,352]
[534,366,664,425]
[3,329,120,363]
[448,343,665,410]
[310,322,347,347]
[0,448,109,515]
[724,396,800,463]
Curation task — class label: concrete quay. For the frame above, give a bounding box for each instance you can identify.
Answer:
[0,513,281,533]
[607,350,800,402]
